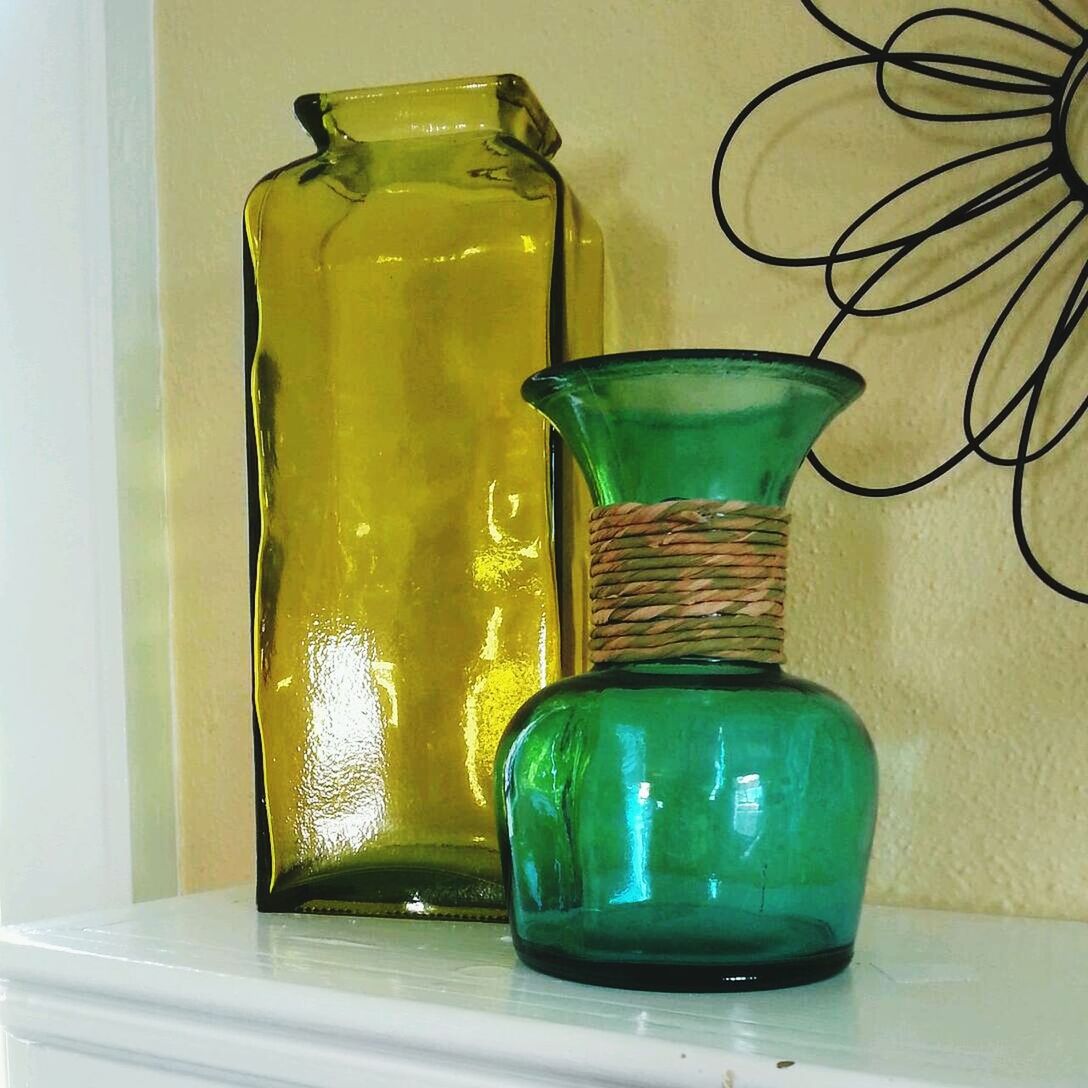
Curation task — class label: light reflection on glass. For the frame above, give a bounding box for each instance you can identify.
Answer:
[464,606,504,806]
[462,478,551,807]
[372,660,399,730]
[301,622,390,855]
[537,612,549,691]
[708,726,727,800]
[733,772,765,843]
[610,727,653,905]
[420,243,485,265]
[521,857,542,906]
[473,481,541,588]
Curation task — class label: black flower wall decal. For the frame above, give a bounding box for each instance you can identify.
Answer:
[713,0,1088,603]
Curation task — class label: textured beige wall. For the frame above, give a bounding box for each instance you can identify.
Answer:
[156,0,1088,916]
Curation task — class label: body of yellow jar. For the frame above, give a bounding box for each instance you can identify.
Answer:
[244,75,603,917]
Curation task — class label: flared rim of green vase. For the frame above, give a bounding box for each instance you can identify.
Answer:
[522,348,865,408]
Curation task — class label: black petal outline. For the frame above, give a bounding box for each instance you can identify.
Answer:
[713,0,1088,602]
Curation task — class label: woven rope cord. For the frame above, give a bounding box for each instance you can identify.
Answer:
[589,499,788,665]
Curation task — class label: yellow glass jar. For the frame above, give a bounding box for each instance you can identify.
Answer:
[244,75,603,917]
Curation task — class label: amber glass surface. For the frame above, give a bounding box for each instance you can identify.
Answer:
[244,75,603,917]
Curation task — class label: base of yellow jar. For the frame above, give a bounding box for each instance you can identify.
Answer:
[260,846,507,921]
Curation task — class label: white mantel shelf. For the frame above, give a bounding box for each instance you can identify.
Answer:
[0,889,1084,1088]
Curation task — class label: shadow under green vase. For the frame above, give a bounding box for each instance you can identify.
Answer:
[496,350,878,992]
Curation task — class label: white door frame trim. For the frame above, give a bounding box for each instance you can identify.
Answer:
[0,0,175,922]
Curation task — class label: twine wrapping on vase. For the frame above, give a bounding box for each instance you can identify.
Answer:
[589,499,789,665]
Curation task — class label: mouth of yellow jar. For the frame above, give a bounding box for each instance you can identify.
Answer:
[294,74,561,157]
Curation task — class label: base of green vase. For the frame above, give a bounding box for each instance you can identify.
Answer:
[513,939,854,992]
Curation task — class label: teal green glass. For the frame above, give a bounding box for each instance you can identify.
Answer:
[495,350,878,991]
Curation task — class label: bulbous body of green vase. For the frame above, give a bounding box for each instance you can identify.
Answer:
[495,350,878,991]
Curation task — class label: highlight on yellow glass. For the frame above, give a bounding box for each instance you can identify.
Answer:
[244,74,603,918]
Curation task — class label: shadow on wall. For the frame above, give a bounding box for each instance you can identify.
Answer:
[564,150,674,351]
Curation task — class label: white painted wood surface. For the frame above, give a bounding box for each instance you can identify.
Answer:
[0,888,1083,1087]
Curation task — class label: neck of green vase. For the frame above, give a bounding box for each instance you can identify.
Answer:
[522,350,864,507]
[599,660,783,676]
[294,74,560,156]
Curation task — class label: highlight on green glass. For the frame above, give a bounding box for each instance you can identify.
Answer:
[496,350,878,990]
[245,74,603,918]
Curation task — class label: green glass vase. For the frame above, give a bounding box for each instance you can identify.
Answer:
[495,350,878,991]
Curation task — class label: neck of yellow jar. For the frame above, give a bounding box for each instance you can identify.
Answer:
[294,75,561,156]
